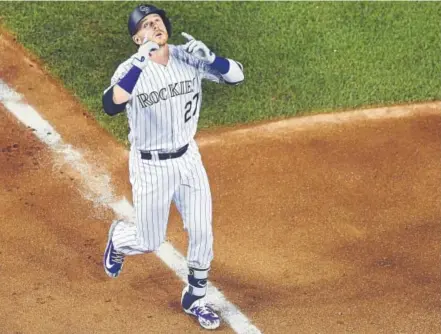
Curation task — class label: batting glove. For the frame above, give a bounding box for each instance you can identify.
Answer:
[182,32,216,64]
[132,39,159,70]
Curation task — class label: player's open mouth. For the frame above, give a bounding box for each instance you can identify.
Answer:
[155,32,163,38]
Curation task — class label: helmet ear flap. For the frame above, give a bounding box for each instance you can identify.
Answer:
[159,12,172,38]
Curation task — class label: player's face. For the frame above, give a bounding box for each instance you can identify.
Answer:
[133,14,168,46]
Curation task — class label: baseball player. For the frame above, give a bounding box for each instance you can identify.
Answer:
[101,4,244,330]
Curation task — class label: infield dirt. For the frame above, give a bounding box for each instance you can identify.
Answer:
[1,30,440,334]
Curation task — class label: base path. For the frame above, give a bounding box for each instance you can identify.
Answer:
[1,30,440,333]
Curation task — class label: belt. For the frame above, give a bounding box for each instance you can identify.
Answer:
[140,144,189,160]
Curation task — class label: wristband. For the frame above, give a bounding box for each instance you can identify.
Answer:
[117,65,142,94]
[209,56,230,74]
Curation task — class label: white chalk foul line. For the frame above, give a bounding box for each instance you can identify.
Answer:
[0,79,261,334]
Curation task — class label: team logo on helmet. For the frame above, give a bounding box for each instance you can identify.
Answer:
[139,5,151,13]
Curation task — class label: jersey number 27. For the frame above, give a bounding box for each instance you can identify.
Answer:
[184,93,200,123]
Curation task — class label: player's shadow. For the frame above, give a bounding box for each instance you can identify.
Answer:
[210,274,291,312]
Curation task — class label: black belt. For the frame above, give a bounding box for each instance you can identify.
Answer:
[140,144,189,160]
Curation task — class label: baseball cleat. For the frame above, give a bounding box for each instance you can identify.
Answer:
[103,220,125,278]
[181,287,220,330]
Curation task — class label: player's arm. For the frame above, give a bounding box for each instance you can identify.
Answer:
[102,85,129,116]
[208,56,244,85]
[102,67,140,116]
[102,41,159,116]
[181,32,244,85]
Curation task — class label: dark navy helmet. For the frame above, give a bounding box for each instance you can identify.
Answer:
[128,4,172,37]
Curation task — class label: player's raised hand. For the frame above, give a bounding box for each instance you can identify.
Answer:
[181,32,215,64]
[132,37,159,70]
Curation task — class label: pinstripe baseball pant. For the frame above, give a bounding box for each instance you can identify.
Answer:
[112,140,213,270]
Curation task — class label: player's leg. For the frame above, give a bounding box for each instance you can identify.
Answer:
[113,156,178,253]
[173,142,219,329]
[103,150,179,277]
[173,149,214,271]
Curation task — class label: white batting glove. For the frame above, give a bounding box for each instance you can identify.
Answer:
[132,39,159,70]
[182,32,216,64]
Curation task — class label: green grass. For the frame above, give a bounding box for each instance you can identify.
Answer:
[0,1,440,143]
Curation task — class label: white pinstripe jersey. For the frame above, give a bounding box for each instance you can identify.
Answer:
[108,44,223,152]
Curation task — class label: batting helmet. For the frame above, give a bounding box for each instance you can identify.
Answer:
[128,4,172,38]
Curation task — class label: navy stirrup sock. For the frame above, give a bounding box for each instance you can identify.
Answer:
[182,267,209,309]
